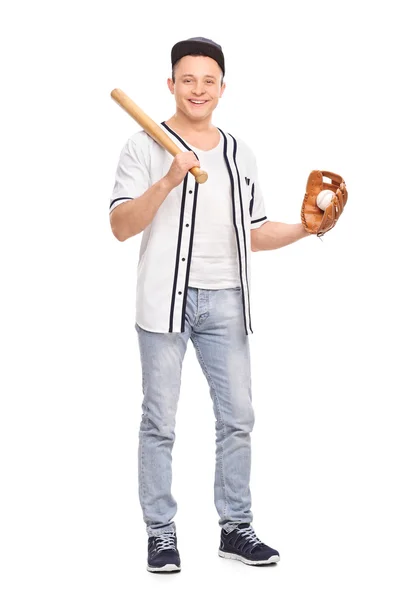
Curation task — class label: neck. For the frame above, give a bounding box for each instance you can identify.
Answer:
[166,109,215,135]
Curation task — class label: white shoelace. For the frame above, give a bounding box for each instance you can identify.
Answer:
[238,526,262,546]
[155,532,176,551]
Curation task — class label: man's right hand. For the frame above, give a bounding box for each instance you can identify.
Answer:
[164,152,200,189]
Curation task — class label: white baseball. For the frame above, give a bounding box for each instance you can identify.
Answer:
[317,190,335,211]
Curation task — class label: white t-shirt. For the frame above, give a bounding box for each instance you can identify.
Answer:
[185,132,240,289]
[109,123,268,335]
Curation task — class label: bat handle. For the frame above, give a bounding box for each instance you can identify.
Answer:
[190,167,208,184]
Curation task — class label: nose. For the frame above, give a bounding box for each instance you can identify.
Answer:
[192,80,205,95]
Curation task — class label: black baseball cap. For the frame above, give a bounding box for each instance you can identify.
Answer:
[171,37,225,76]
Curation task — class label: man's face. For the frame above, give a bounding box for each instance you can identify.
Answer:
[168,55,226,121]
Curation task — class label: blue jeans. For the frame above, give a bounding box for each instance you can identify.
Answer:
[135,286,255,537]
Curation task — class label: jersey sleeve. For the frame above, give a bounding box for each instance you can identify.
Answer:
[249,155,268,229]
[109,134,151,214]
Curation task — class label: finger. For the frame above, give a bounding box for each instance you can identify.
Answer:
[333,196,342,220]
[341,182,348,206]
[336,189,344,214]
[320,203,336,233]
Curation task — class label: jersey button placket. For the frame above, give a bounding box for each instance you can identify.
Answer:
[177,185,193,307]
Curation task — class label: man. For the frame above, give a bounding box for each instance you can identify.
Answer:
[109,37,310,573]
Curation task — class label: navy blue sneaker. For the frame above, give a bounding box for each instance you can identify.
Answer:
[219,523,280,566]
[147,531,181,573]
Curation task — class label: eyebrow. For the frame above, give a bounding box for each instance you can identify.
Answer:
[181,73,217,79]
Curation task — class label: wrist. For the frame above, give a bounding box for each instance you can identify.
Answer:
[300,223,312,237]
[160,175,175,194]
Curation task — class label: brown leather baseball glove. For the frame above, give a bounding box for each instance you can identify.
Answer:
[301,171,348,236]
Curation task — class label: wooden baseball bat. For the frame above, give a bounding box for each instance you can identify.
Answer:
[110,88,208,184]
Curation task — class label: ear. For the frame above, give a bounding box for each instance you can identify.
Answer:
[220,81,226,98]
[167,78,175,95]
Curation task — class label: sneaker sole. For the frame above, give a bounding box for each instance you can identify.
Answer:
[218,550,280,565]
[147,563,181,573]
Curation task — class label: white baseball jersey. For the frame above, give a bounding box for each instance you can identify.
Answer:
[109,123,268,335]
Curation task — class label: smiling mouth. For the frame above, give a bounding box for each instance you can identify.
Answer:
[188,100,208,105]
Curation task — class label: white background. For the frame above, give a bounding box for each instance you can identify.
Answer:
[1,0,399,598]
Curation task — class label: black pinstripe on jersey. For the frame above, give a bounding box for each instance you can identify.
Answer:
[161,122,200,333]
[109,197,133,210]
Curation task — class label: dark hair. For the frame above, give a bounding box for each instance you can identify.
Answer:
[172,54,224,85]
